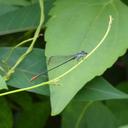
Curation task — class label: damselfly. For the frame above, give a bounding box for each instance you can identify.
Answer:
[31,51,87,81]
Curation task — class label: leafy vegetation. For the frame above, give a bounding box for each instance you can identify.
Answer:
[0,0,128,127]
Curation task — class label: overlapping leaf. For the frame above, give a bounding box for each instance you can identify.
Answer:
[15,102,50,128]
[74,77,128,101]
[0,97,13,128]
[0,0,30,6]
[0,0,55,35]
[0,4,40,35]
[0,47,49,95]
[62,102,117,128]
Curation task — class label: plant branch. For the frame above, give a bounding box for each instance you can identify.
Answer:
[3,0,44,81]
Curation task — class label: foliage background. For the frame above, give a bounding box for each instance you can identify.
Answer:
[0,0,128,128]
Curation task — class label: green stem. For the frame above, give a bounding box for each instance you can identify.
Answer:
[4,37,34,63]
[0,81,49,96]
[3,0,44,81]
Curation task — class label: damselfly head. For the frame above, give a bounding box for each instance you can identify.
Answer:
[76,51,87,57]
[75,51,87,61]
[79,51,87,56]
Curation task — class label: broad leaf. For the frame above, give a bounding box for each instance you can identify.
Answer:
[14,102,50,128]
[107,100,128,127]
[0,5,18,16]
[45,0,128,115]
[0,47,49,95]
[0,4,40,35]
[8,92,33,109]
[8,92,50,128]
[106,82,128,126]
[0,97,13,128]
[44,0,55,22]
[116,81,128,94]
[0,0,30,6]
[62,102,117,128]
[119,125,128,128]
[74,77,128,101]
[0,0,55,35]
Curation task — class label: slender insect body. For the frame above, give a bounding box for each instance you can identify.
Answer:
[31,51,87,81]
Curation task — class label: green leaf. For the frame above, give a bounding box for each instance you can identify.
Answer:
[0,4,40,35]
[0,75,8,90]
[119,125,128,128]
[106,82,128,127]
[0,0,30,6]
[45,0,128,115]
[15,102,50,128]
[116,81,128,94]
[0,47,49,95]
[0,0,55,35]
[74,77,128,101]
[44,0,55,22]
[107,100,128,127]
[0,5,18,16]
[8,92,50,127]
[8,92,33,109]
[0,97,13,128]
[62,102,117,128]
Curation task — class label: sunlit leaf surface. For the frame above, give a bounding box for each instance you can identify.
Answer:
[45,0,128,115]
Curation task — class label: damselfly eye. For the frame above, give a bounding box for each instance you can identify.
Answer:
[80,51,87,55]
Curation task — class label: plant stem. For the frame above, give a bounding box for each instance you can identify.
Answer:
[3,0,44,81]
